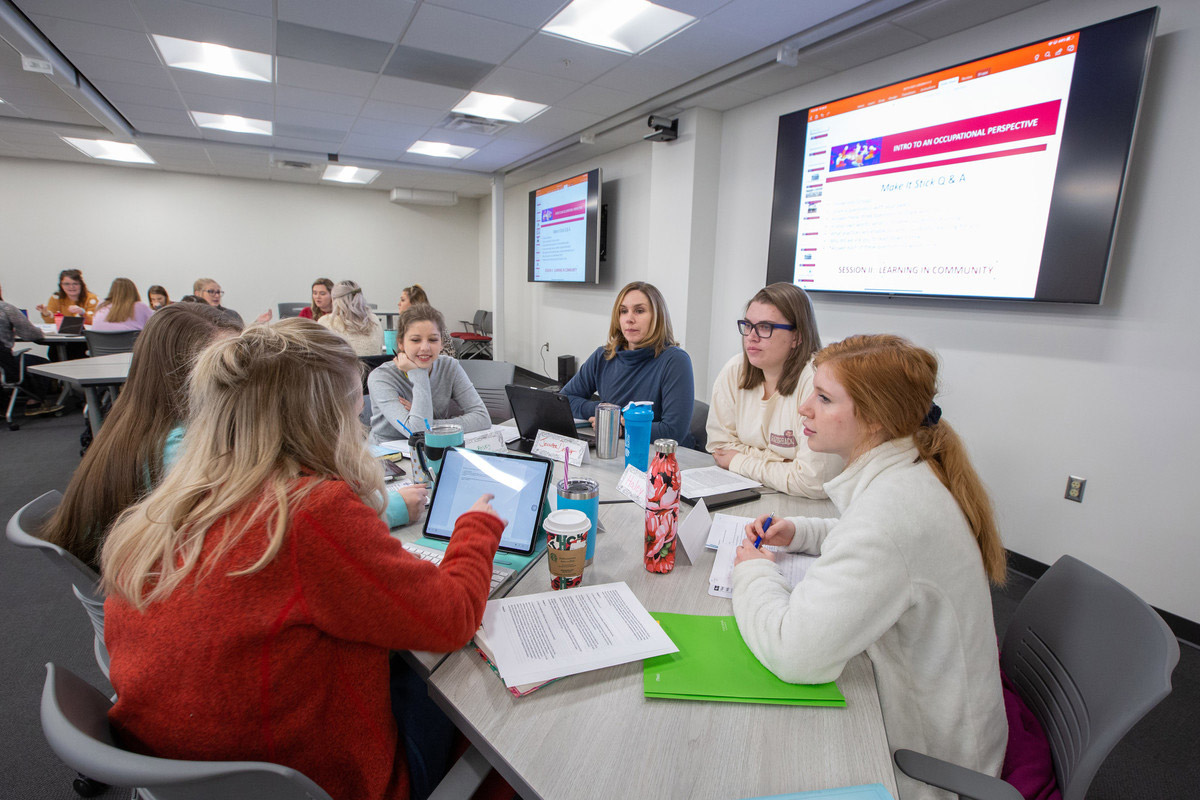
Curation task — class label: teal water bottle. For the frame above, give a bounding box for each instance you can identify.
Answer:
[623,401,654,472]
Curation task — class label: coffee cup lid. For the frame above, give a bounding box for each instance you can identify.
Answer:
[544,509,590,535]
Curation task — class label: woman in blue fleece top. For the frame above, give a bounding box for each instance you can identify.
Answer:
[562,281,695,447]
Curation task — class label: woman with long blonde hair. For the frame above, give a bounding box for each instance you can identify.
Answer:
[92,277,154,331]
[732,334,1007,800]
[102,319,505,800]
[319,279,384,355]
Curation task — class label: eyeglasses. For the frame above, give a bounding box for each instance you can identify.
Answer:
[737,319,796,338]
[204,289,224,296]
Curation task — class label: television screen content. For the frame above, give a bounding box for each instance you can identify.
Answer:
[528,168,602,284]
[766,8,1157,304]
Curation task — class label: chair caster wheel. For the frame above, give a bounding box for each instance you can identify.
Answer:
[72,775,107,796]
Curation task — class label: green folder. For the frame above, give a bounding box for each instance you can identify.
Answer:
[643,613,845,706]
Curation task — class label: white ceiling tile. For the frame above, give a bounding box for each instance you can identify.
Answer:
[273,106,356,132]
[703,0,872,42]
[639,22,763,73]
[118,101,193,124]
[418,128,496,148]
[358,100,445,127]
[491,125,571,147]
[655,0,731,15]
[591,58,696,101]
[170,69,275,103]
[101,82,185,109]
[347,117,430,141]
[401,4,532,64]
[269,135,345,152]
[474,66,583,105]
[130,0,274,52]
[181,0,273,16]
[688,83,765,111]
[370,75,467,109]
[276,58,379,97]
[341,132,414,159]
[179,93,273,120]
[890,0,1046,40]
[796,21,928,72]
[70,53,176,90]
[517,105,604,135]
[425,0,565,30]
[500,33,629,85]
[32,17,160,64]
[556,83,641,116]
[277,0,417,42]
[275,85,369,116]
[23,2,144,32]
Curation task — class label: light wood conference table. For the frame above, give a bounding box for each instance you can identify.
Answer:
[426,444,900,800]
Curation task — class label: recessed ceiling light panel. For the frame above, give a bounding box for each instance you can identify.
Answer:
[452,92,548,124]
[322,165,380,185]
[190,111,273,136]
[60,137,156,164]
[542,0,695,54]
[407,141,477,159]
[152,34,273,82]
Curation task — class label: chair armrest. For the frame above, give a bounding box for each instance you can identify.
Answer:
[893,749,1023,800]
[14,347,31,356]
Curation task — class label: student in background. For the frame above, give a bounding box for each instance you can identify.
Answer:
[36,268,100,324]
[368,303,489,444]
[397,284,428,314]
[41,304,242,569]
[0,281,58,414]
[92,278,154,331]
[732,334,1008,800]
[101,320,506,800]
[706,283,843,497]
[147,286,171,310]
[561,281,695,446]
[299,277,334,321]
[192,277,272,326]
[319,280,384,356]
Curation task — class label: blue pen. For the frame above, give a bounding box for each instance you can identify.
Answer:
[424,418,432,432]
[394,418,413,437]
[754,514,775,549]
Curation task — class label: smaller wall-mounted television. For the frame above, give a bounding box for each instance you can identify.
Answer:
[528,168,602,284]
[766,8,1158,304]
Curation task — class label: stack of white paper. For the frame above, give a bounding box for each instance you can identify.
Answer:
[680,466,762,499]
[477,582,678,687]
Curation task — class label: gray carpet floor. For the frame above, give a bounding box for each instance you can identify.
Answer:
[2,405,1196,799]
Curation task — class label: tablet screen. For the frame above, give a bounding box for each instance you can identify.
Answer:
[423,448,552,555]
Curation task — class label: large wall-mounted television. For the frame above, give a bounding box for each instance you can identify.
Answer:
[528,168,602,284]
[766,7,1158,304]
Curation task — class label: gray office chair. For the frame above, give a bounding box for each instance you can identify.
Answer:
[688,399,709,451]
[6,491,110,678]
[894,554,1180,800]
[41,663,335,800]
[3,346,31,429]
[83,329,139,356]
[459,359,515,423]
[451,311,492,360]
[277,302,308,318]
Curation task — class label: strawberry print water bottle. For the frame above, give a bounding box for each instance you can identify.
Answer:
[645,439,680,573]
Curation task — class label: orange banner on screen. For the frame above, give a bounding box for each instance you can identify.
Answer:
[808,32,1079,122]
[535,173,588,197]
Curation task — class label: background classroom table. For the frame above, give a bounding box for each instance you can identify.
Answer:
[27,352,131,436]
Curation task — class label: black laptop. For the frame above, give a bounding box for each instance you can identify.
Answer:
[504,384,596,452]
[57,316,84,335]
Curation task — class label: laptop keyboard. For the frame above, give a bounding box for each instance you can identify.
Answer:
[402,542,515,597]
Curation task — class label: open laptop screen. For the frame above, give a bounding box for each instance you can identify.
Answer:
[423,448,552,556]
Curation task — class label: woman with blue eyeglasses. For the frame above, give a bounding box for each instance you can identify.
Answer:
[706,283,844,497]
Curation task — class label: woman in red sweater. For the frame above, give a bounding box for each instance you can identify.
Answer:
[101,319,505,800]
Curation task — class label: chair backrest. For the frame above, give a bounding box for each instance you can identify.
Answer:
[689,399,709,451]
[7,491,110,675]
[83,330,139,356]
[480,310,493,336]
[41,663,335,800]
[277,302,309,318]
[1001,555,1180,800]
[471,309,487,332]
[359,354,392,394]
[460,360,515,423]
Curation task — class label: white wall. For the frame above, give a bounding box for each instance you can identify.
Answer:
[708,0,1200,621]
[495,0,1200,622]
[0,159,482,332]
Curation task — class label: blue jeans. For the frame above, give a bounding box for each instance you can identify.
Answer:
[390,654,457,800]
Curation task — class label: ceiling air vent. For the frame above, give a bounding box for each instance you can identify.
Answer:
[437,113,507,136]
[269,154,317,171]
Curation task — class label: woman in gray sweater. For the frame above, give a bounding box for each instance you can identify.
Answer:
[367,303,489,444]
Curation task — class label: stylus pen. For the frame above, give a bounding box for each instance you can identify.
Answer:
[754,514,775,549]
[394,418,413,437]
[424,417,432,432]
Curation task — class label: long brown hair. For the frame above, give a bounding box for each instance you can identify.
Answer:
[738,283,820,397]
[101,319,383,609]
[99,277,141,323]
[309,277,333,320]
[42,304,242,569]
[602,281,677,359]
[54,269,88,302]
[814,334,1006,585]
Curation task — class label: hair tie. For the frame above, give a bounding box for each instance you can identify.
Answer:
[922,402,942,427]
[331,285,361,299]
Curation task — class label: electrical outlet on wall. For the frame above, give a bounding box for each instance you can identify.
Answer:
[1065,475,1086,503]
